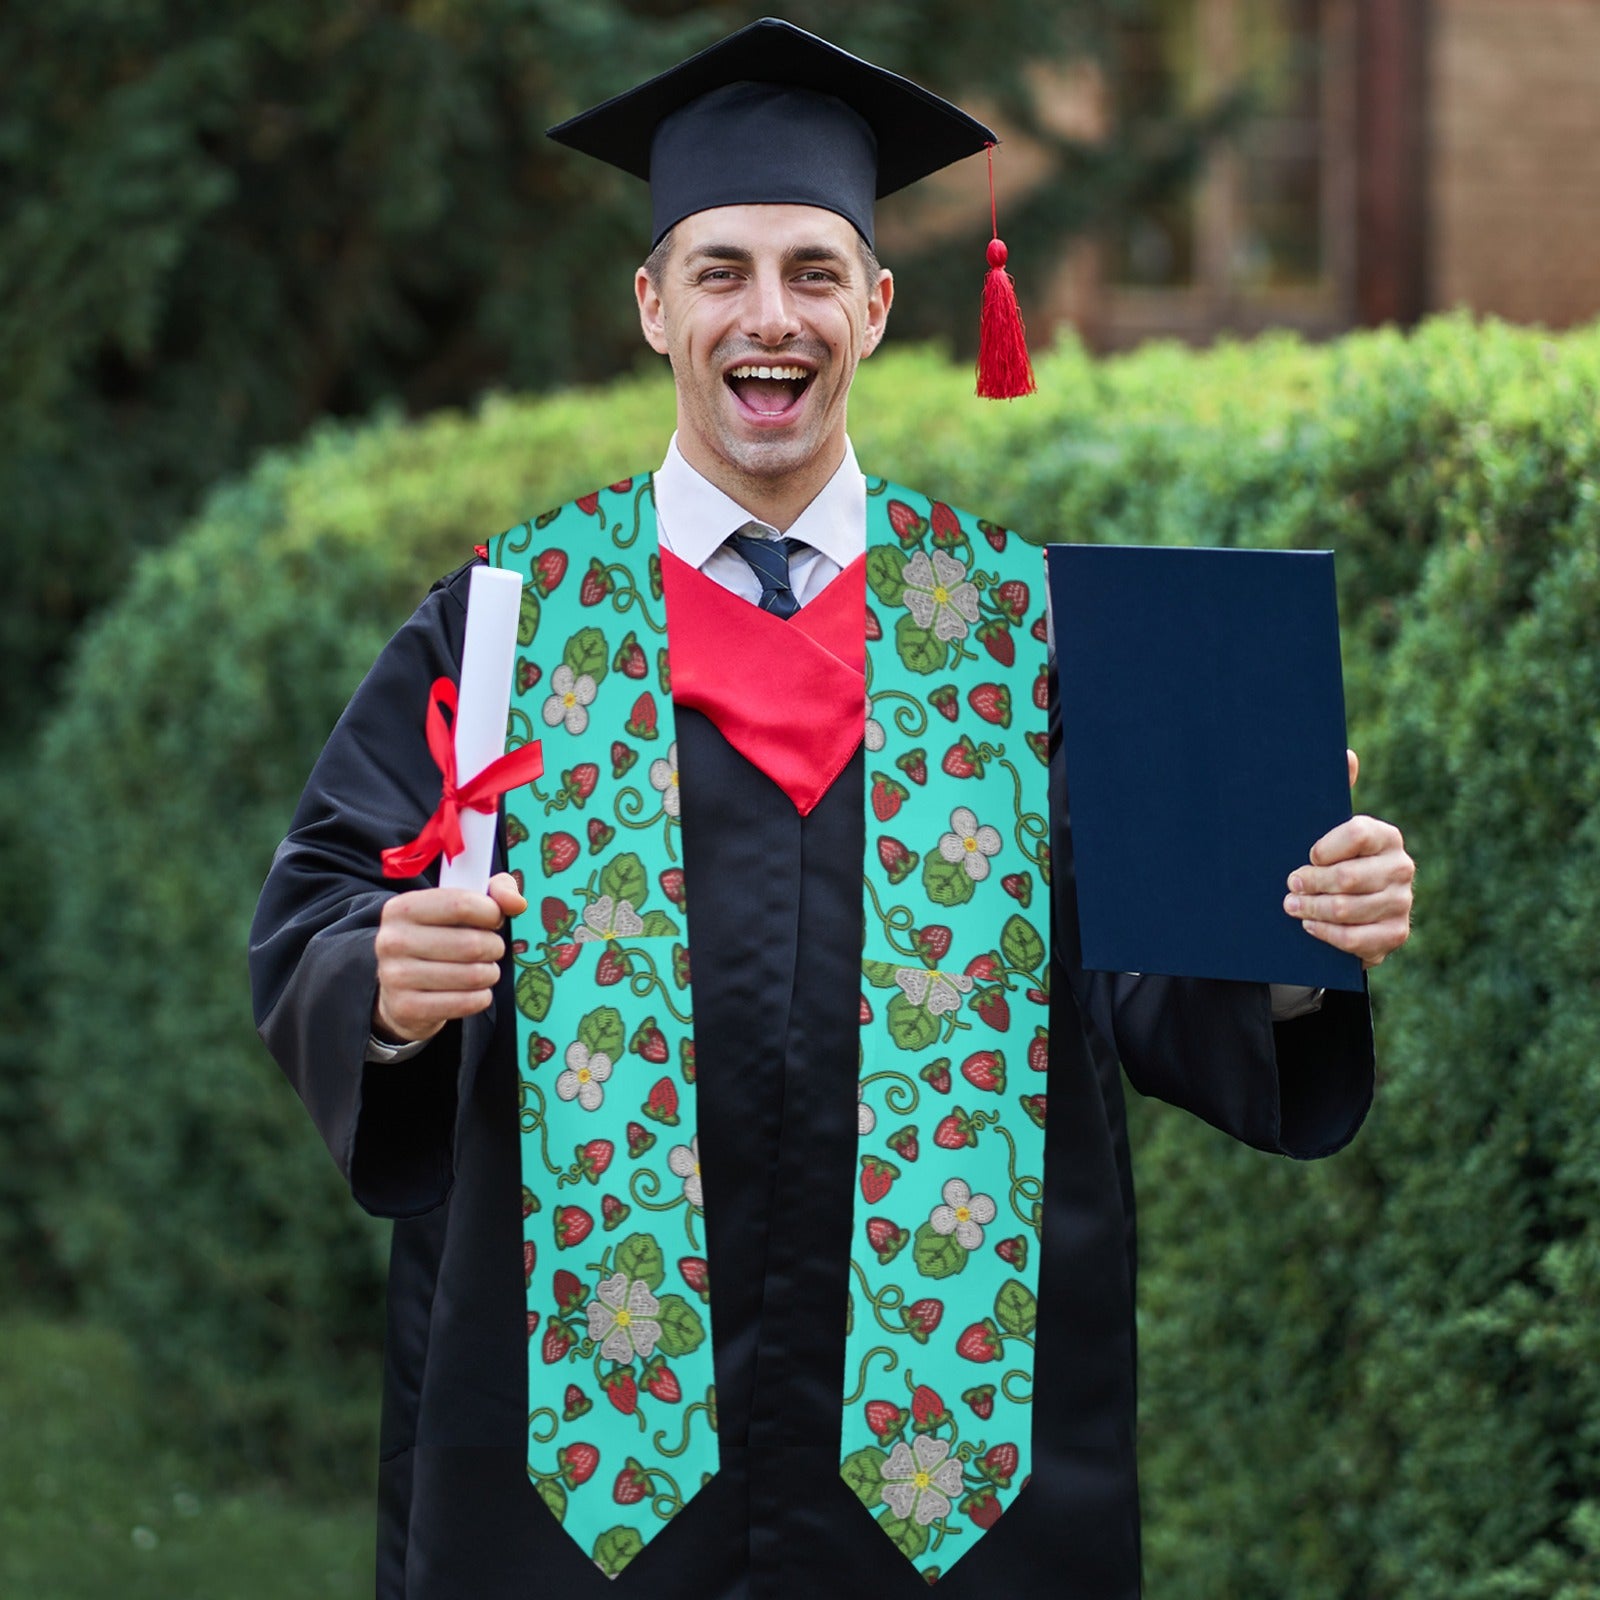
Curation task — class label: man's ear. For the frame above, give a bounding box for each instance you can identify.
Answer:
[637,267,670,356]
[861,268,894,358]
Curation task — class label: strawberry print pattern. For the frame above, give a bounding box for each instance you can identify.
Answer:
[847,482,1050,1579]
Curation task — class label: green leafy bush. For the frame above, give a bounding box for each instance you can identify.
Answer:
[35,317,1600,1600]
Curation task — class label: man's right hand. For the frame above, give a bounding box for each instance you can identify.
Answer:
[372,871,528,1045]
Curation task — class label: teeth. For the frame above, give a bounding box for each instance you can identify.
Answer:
[727,365,809,381]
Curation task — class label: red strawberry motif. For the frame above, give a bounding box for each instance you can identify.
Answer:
[865,607,883,641]
[566,762,600,803]
[865,1399,906,1440]
[523,1239,537,1286]
[672,944,691,988]
[611,741,638,779]
[625,1121,655,1159]
[912,924,952,963]
[942,737,980,778]
[613,1459,651,1504]
[968,682,1012,728]
[551,941,581,973]
[886,1125,920,1163]
[534,548,568,595]
[1033,665,1050,711]
[1031,611,1049,642]
[961,1051,1007,1093]
[996,1235,1029,1269]
[1001,871,1033,908]
[994,579,1030,623]
[644,1077,680,1125]
[579,1139,613,1181]
[595,948,630,986]
[911,1384,947,1427]
[965,952,1002,983]
[648,552,663,601]
[859,1154,901,1204]
[579,557,612,605]
[522,1185,538,1218]
[920,1057,953,1094]
[576,492,601,516]
[552,1269,585,1311]
[562,1383,592,1421]
[657,648,671,694]
[559,1441,599,1487]
[630,1017,670,1064]
[877,836,919,885]
[928,685,959,721]
[542,1321,575,1364]
[554,1205,593,1250]
[602,1369,638,1415]
[541,832,580,875]
[1019,1092,1048,1128]
[505,815,530,848]
[516,657,542,693]
[1028,1028,1049,1073]
[626,693,659,740]
[977,619,1015,667]
[895,747,929,786]
[972,988,1011,1031]
[679,1038,695,1082]
[659,868,687,910]
[962,1383,997,1420]
[902,1298,944,1341]
[887,500,927,545]
[934,1109,978,1150]
[613,631,648,678]
[978,519,1009,551]
[929,501,963,549]
[965,1488,1003,1529]
[1026,730,1050,766]
[641,1360,681,1404]
[1027,986,1048,1005]
[866,1217,910,1264]
[533,1035,556,1065]
[870,771,908,822]
[601,1194,631,1230]
[609,477,634,493]
[956,1319,1003,1362]
[984,1442,1020,1486]
[678,1256,711,1300]
[586,818,615,854]
[540,896,572,937]
[860,995,873,1025]
[527,1310,540,1339]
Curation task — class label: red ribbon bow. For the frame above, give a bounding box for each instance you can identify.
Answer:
[381,677,544,879]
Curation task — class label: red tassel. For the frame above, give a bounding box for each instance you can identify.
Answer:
[976,145,1035,400]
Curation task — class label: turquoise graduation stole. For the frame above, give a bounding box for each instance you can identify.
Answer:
[489,476,1049,1582]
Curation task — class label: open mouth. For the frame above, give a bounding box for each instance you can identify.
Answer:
[725,363,813,418]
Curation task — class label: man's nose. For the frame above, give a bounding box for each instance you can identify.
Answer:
[745,271,801,346]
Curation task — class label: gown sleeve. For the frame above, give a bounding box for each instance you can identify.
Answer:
[249,562,497,1216]
[1046,689,1375,1161]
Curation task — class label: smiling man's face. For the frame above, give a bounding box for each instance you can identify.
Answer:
[636,204,893,526]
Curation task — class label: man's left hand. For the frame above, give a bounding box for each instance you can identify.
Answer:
[1284,750,1415,968]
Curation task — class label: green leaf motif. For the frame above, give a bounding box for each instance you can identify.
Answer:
[653,1293,706,1358]
[878,1511,931,1561]
[922,854,975,908]
[911,1220,968,1280]
[862,959,902,989]
[895,613,950,676]
[842,1446,889,1508]
[518,589,541,647]
[516,966,554,1023]
[600,851,649,908]
[563,626,609,687]
[577,1005,625,1059]
[536,1476,567,1523]
[995,1278,1038,1336]
[866,546,909,607]
[638,909,680,938]
[1001,914,1045,976]
[615,1232,666,1291]
[887,994,940,1053]
[592,1526,645,1577]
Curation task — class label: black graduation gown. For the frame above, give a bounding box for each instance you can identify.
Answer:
[250,559,1374,1600]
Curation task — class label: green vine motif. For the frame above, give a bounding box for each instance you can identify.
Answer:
[843,1345,899,1405]
[518,1079,562,1178]
[644,1466,687,1521]
[610,785,679,862]
[651,1398,716,1458]
[862,878,921,956]
[1000,1370,1034,1404]
[593,561,666,630]
[924,1516,963,1554]
[620,947,694,1026]
[871,687,930,741]
[998,757,1049,869]
[527,1406,561,1447]
[626,1166,703,1249]
[989,1123,1044,1236]
[859,1070,919,1115]
[507,706,538,746]
[610,480,656,556]
[848,1258,918,1336]
[499,520,536,559]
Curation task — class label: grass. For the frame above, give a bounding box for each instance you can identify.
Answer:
[0,1315,372,1598]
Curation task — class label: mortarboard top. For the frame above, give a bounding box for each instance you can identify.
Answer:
[546,17,998,248]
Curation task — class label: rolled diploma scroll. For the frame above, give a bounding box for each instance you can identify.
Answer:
[439,565,525,892]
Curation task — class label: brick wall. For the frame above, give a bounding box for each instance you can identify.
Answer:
[1431,0,1600,327]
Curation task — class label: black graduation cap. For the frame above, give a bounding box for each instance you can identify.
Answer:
[546,16,999,249]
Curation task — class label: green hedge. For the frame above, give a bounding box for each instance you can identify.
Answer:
[34,319,1600,1597]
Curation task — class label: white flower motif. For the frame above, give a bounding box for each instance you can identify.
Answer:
[668,1134,703,1209]
[574,894,645,944]
[858,1083,876,1137]
[901,551,982,642]
[880,1435,964,1526]
[929,1176,997,1252]
[648,740,682,818]
[555,1040,612,1111]
[542,663,598,735]
[586,1271,662,1363]
[938,806,1003,882]
[894,965,973,1016]
[864,693,885,753]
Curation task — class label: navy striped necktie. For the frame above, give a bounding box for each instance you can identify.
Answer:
[726,525,805,620]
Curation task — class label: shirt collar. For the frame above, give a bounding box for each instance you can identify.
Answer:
[653,434,866,570]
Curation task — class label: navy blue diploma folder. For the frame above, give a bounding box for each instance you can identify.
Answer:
[1047,544,1364,993]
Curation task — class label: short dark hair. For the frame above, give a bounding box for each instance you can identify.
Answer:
[642,225,883,291]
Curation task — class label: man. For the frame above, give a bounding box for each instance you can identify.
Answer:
[250,19,1413,1600]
